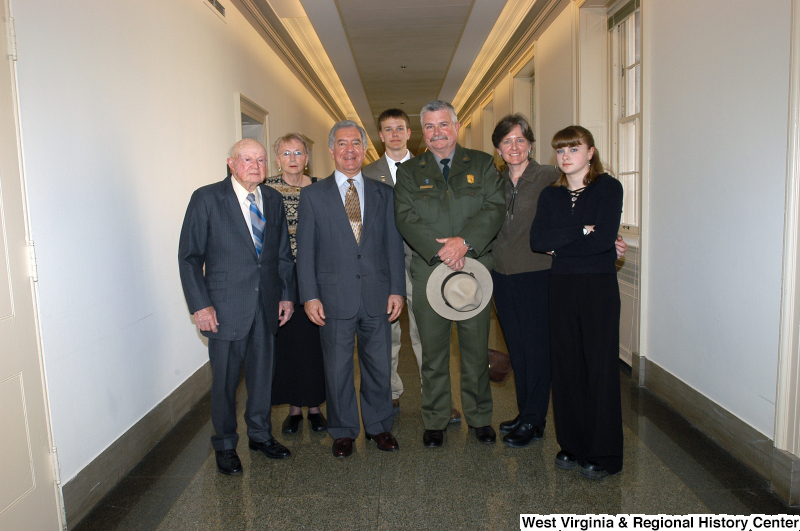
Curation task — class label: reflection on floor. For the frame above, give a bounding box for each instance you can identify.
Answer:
[74,309,798,530]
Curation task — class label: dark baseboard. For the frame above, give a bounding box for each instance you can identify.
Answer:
[633,354,798,506]
[63,362,211,528]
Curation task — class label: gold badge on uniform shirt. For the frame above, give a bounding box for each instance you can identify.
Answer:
[467,174,475,184]
[420,185,434,189]
[380,176,386,182]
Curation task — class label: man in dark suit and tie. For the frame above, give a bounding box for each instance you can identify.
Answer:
[179,138,296,475]
[296,121,405,458]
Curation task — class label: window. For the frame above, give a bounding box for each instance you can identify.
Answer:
[511,52,536,160]
[609,0,641,233]
[481,96,494,154]
[463,121,473,150]
[530,72,535,139]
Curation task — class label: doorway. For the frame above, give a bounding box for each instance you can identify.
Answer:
[0,0,63,528]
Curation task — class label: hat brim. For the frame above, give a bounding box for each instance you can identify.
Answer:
[426,257,493,321]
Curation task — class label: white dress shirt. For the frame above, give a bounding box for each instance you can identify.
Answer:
[385,150,412,185]
[231,177,262,247]
[334,170,365,222]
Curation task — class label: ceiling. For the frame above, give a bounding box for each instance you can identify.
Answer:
[233,0,551,158]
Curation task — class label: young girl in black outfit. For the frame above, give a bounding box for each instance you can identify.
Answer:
[530,125,624,479]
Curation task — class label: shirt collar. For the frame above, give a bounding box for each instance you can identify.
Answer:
[334,170,364,188]
[231,176,261,205]
[385,150,412,166]
[431,148,456,166]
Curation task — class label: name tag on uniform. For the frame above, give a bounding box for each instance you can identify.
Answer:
[467,174,475,184]
[420,185,434,189]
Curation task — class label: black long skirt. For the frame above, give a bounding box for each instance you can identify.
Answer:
[271,304,326,407]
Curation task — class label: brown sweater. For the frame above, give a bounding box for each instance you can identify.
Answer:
[492,160,558,275]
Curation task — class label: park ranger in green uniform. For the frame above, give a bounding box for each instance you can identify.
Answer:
[394,100,505,448]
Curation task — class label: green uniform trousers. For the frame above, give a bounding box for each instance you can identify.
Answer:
[410,254,493,430]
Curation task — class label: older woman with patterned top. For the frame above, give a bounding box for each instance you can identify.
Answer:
[266,133,327,434]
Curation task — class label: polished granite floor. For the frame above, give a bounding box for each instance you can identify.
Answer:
[74,309,799,530]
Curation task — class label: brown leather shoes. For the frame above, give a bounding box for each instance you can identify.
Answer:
[449,407,462,424]
[332,437,353,457]
[365,432,399,452]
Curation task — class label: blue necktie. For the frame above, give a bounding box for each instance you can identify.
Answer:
[441,158,450,181]
[247,193,266,257]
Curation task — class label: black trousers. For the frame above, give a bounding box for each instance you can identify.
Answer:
[492,269,551,426]
[549,273,623,474]
[208,300,276,451]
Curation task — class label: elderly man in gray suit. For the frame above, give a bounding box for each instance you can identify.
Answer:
[179,138,296,476]
[296,120,405,458]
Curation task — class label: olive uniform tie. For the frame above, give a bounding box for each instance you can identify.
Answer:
[441,158,451,181]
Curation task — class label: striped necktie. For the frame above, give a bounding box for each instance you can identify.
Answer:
[345,179,362,244]
[247,193,266,257]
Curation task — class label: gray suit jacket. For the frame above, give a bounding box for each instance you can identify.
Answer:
[362,156,413,263]
[295,174,405,320]
[361,156,393,187]
[178,176,296,340]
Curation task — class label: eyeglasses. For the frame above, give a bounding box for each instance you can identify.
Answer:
[280,150,306,158]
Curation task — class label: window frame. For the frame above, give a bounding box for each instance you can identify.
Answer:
[609,0,642,236]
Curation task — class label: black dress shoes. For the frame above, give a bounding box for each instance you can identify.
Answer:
[499,415,520,434]
[471,425,497,444]
[580,461,609,480]
[502,423,544,448]
[215,449,242,476]
[422,429,444,448]
[555,450,579,470]
[249,438,291,459]
[307,412,327,432]
[332,437,353,457]
[282,414,303,434]
[365,432,399,452]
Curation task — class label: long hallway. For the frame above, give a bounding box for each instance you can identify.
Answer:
[74,310,797,530]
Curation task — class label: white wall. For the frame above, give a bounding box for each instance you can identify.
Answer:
[644,0,791,437]
[460,6,573,161]
[535,6,575,166]
[11,0,335,481]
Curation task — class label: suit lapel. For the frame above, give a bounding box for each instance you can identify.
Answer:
[359,178,380,249]
[419,151,446,185]
[448,144,471,180]
[322,175,360,250]
[224,177,258,260]
[257,184,272,263]
[378,157,393,187]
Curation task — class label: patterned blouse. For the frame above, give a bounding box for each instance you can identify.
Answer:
[264,175,317,259]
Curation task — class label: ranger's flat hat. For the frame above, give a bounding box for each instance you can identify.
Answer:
[426,258,493,321]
